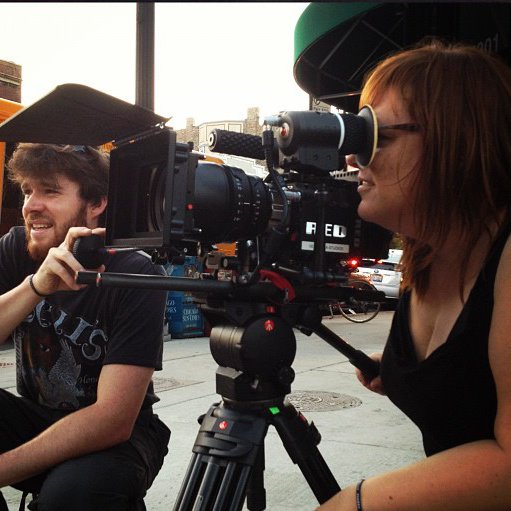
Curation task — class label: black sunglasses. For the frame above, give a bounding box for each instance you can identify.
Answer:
[378,123,421,133]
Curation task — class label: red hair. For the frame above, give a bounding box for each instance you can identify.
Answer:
[361,41,511,297]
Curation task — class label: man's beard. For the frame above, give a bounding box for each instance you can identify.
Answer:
[26,206,88,263]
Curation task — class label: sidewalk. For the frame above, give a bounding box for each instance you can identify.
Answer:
[1,311,424,510]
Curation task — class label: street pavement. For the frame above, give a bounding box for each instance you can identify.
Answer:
[0,311,425,510]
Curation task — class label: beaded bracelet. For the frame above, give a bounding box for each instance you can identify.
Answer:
[356,479,365,511]
[29,274,47,298]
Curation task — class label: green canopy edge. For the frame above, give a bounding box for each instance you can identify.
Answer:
[294,2,380,63]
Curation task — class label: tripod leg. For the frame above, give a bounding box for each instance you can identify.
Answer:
[245,446,266,511]
[173,453,203,509]
[173,452,252,511]
[172,403,269,511]
[271,401,341,504]
[225,464,251,511]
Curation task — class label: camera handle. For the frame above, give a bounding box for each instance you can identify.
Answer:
[313,322,380,379]
[294,306,380,381]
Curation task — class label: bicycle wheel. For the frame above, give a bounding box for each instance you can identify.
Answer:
[339,298,381,323]
[340,280,381,323]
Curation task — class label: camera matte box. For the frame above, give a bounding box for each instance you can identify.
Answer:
[0,83,169,145]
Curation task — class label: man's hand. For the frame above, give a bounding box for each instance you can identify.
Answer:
[31,227,106,296]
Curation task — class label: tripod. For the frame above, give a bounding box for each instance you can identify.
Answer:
[172,368,340,511]
[172,306,379,511]
[75,271,380,510]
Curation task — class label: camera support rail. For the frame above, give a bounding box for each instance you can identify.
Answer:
[76,271,380,380]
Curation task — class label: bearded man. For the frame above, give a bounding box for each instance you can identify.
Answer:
[0,144,170,510]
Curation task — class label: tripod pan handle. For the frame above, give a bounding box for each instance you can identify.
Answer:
[348,349,380,381]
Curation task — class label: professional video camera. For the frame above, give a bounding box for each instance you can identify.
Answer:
[0,84,391,509]
[104,102,390,277]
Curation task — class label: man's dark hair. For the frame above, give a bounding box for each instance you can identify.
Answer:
[8,143,109,208]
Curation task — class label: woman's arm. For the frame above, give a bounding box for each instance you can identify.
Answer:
[317,234,511,510]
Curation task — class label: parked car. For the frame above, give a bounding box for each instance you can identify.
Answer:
[354,249,403,300]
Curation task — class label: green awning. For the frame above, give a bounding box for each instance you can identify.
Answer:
[294,2,511,113]
[294,3,380,63]
[293,2,406,112]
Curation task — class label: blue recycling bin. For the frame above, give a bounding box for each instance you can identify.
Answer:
[164,257,205,338]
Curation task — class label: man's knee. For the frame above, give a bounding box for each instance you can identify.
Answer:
[35,452,147,511]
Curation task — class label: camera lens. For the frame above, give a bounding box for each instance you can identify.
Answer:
[193,161,272,242]
[143,160,272,243]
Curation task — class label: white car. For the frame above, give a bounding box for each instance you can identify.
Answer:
[355,249,403,300]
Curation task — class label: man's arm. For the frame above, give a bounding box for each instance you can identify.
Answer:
[0,363,153,487]
[0,276,44,344]
[0,227,103,344]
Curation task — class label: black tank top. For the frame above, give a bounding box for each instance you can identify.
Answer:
[380,225,510,456]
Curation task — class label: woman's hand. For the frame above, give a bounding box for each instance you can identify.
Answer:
[355,352,386,395]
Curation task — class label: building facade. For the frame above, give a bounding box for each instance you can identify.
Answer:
[0,59,23,235]
[175,107,266,178]
[0,59,22,102]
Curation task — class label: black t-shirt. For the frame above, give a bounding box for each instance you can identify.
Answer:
[0,226,167,412]
[380,225,511,456]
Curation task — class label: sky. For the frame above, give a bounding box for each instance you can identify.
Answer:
[0,2,311,129]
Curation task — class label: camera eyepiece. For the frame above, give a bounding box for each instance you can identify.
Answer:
[271,106,377,169]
